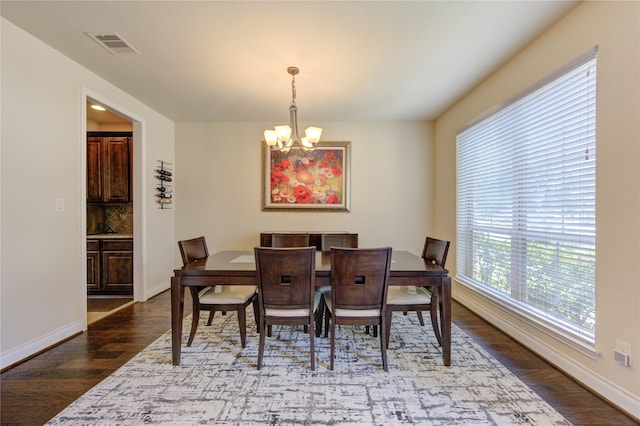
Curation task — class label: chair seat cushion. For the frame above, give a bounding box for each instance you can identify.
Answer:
[265,291,322,317]
[324,292,380,317]
[199,285,257,304]
[386,286,431,305]
[316,284,331,294]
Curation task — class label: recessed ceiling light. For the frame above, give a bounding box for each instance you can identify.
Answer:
[91,104,106,111]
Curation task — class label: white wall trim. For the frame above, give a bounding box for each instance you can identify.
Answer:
[132,119,146,304]
[80,89,89,330]
[454,288,640,420]
[0,321,83,370]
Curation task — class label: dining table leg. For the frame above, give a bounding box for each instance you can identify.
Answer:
[171,276,184,365]
[440,276,452,366]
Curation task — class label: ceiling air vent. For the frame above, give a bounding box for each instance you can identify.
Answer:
[86,32,140,55]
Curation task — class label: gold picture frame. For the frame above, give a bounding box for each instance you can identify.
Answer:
[262,141,351,211]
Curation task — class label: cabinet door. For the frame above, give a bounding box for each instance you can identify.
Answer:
[102,250,133,293]
[86,138,103,202]
[87,244,101,291]
[104,137,130,203]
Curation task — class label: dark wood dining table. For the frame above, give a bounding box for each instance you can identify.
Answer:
[171,250,452,366]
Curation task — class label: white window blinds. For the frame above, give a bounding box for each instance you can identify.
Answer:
[456,47,597,344]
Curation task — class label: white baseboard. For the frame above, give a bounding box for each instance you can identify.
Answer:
[454,291,640,421]
[0,320,83,370]
[3,280,171,370]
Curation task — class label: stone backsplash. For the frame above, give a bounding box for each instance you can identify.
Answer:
[105,204,134,234]
[87,204,133,234]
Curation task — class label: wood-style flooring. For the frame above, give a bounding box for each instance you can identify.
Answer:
[1,290,637,425]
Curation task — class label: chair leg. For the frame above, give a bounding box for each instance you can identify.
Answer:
[309,320,315,371]
[330,317,336,370]
[252,296,259,328]
[314,305,323,337]
[324,304,331,338]
[206,310,215,326]
[364,325,378,336]
[385,311,393,349]
[416,310,425,326]
[430,306,442,346]
[431,289,442,346]
[439,297,444,341]
[187,304,200,347]
[238,307,247,348]
[315,294,325,337]
[257,321,265,370]
[379,319,388,372]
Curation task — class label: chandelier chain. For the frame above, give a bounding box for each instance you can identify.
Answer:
[291,74,297,106]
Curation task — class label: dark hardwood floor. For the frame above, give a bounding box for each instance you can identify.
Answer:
[1,290,636,425]
[87,296,134,312]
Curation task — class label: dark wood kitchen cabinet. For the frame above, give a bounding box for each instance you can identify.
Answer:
[86,239,100,291]
[87,238,133,295]
[87,134,131,203]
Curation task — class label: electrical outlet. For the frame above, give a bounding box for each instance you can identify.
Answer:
[613,340,632,368]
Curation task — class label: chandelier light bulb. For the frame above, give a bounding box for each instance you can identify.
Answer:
[264,130,278,147]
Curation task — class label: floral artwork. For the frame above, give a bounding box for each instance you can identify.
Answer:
[263,141,351,211]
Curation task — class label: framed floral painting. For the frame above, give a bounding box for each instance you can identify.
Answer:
[262,141,351,211]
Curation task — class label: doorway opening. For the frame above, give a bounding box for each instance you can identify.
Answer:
[86,98,135,324]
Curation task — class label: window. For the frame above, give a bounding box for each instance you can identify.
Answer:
[456,47,597,346]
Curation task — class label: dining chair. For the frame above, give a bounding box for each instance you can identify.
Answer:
[271,233,310,248]
[316,233,359,336]
[320,233,358,253]
[254,247,319,370]
[178,235,209,265]
[324,247,392,371]
[267,232,313,335]
[178,236,258,348]
[384,236,450,348]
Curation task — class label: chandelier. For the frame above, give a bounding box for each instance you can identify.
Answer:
[264,66,322,153]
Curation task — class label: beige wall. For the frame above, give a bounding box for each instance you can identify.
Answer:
[0,19,176,368]
[434,1,640,417]
[174,121,435,261]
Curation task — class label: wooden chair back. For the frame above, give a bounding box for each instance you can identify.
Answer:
[271,233,310,248]
[320,233,358,252]
[330,247,392,312]
[178,236,209,265]
[422,237,450,268]
[254,247,316,312]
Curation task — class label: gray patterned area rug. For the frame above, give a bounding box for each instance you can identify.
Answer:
[48,307,571,425]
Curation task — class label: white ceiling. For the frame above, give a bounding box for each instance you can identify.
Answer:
[1,1,579,123]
